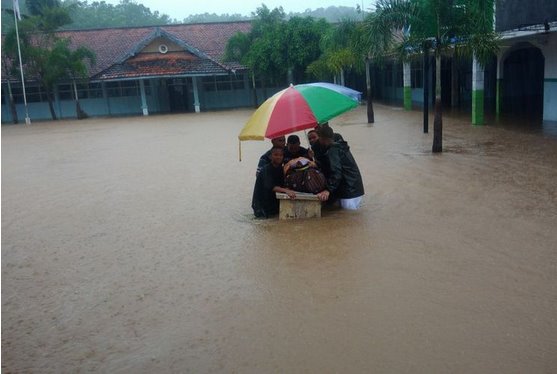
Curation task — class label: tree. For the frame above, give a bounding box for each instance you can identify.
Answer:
[50,38,96,118]
[308,19,363,86]
[3,0,95,120]
[306,18,377,122]
[281,16,329,84]
[225,5,332,107]
[365,0,499,152]
[1,52,20,124]
[61,0,174,29]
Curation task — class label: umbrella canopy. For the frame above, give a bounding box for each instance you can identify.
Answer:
[301,82,362,102]
[238,83,360,141]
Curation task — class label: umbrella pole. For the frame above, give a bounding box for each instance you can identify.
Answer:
[238,139,242,162]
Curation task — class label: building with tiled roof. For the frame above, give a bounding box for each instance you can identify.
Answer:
[2,21,258,122]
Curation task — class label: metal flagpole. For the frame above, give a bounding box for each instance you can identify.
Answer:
[13,0,31,125]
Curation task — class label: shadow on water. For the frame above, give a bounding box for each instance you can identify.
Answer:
[488,113,557,137]
[439,107,557,138]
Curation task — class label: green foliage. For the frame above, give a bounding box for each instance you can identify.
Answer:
[307,18,364,80]
[224,31,251,63]
[27,0,63,16]
[181,12,250,23]
[2,0,96,119]
[288,6,360,23]
[61,0,174,29]
[224,5,331,87]
[365,0,499,64]
[364,0,500,151]
[281,17,330,81]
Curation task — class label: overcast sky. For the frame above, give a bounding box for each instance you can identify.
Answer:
[101,0,368,19]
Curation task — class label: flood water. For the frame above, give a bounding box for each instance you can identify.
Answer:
[2,104,557,373]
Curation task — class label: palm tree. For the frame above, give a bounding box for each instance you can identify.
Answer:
[55,40,96,119]
[308,19,363,86]
[307,18,378,122]
[3,0,94,120]
[365,0,499,152]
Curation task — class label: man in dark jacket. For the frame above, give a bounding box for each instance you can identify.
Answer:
[252,147,297,218]
[256,136,286,176]
[309,122,345,162]
[283,134,309,163]
[315,124,364,209]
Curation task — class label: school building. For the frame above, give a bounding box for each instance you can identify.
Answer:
[1,21,261,122]
[370,0,557,127]
[2,1,557,127]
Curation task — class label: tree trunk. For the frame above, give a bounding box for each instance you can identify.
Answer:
[451,56,458,108]
[340,68,345,86]
[251,72,258,108]
[365,59,374,123]
[46,89,58,120]
[432,52,442,153]
[76,101,88,119]
[262,78,267,101]
[367,88,375,124]
[73,80,88,119]
[7,80,19,124]
[423,47,429,133]
[287,67,293,85]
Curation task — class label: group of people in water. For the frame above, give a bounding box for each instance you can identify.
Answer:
[252,122,364,218]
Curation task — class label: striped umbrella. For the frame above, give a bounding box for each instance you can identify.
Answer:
[238,82,360,142]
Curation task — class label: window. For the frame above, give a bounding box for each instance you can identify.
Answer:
[9,84,48,103]
[395,66,403,87]
[57,82,104,100]
[26,85,48,103]
[88,83,104,98]
[58,84,73,100]
[411,60,423,88]
[106,81,139,97]
[231,74,245,90]
[384,64,393,87]
[202,74,245,92]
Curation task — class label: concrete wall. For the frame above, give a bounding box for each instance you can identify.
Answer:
[1,76,268,123]
[496,0,557,31]
[542,34,557,121]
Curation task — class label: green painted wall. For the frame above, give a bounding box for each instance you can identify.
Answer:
[472,89,484,125]
[403,86,412,110]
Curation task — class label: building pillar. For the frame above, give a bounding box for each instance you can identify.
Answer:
[542,37,557,122]
[472,56,484,126]
[495,53,503,118]
[451,56,458,108]
[403,62,411,110]
[54,85,62,119]
[139,79,149,116]
[101,82,111,115]
[192,76,200,113]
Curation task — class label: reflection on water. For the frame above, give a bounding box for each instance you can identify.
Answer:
[487,113,557,137]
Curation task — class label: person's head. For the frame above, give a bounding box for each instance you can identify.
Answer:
[271,136,286,148]
[307,130,319,146]
[287,135,301,154]
[270,146,284,166]
[318,123,334,146]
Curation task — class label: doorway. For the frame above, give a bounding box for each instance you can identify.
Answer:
[167,78,192,112]
[502,46,544,121]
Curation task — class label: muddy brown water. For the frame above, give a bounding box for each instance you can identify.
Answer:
[2,104,557,373]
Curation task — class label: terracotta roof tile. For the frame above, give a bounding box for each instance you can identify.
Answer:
[95,51,228,80]
[56,21,252,80]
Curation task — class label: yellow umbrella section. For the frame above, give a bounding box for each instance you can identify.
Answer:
[237,89,284,161]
